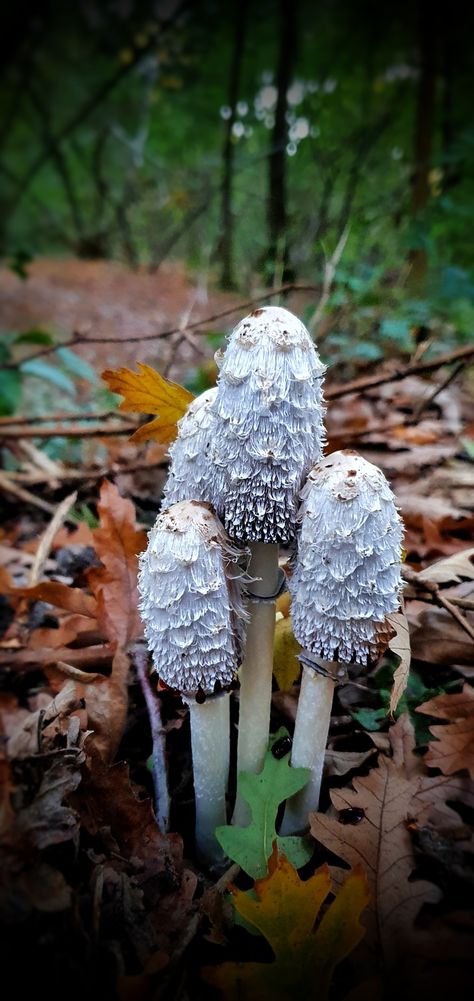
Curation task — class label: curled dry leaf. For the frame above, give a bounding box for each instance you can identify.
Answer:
[102,363,194,444]
[87,479,147,648]
[417,685,474,778]
[387,608,411,715]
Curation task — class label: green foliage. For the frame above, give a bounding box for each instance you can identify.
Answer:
[216,729,312,879]
[351,660,461,744]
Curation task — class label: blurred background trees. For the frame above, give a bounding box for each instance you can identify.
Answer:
[1,0,474,357]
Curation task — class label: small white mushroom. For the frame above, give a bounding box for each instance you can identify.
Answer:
[138,500,246,863]
[281,450,403,834]
[161,388,219,510]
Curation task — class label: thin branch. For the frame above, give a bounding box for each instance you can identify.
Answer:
[402,565,474,642]
[308,224,350,334]
[0,421,138,439]
[412,359,465,420]
[1,459,167,488]
[133,645,170,833]
[2,283,319,369]
[326,344,474,400]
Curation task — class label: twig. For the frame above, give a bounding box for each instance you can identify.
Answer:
[0,472,55,513]
[2,283,320,370]
[402,566,474,642]
[28,491,77,586]
[2,459,168,487]
[412,360,465,420]
[0,420,138,439]
[0,410,132,427]
[308,224,350,334]
[404,589,474,612]
[133,645,170,833]
[326,343,474,400]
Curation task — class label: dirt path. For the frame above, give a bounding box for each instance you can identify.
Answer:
[0,258,250,377]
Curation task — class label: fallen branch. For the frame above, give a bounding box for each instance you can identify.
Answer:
[326,344,474,400]
[0,420,138,439]
[133,645,170,833]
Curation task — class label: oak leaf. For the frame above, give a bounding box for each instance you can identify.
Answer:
[417,547,474,585]
[202,847,370,1001]
[416,685,474,778]
[102,362,194,444]
[7,580,97,619]
[310,715,441,967]
[87,479,147,648]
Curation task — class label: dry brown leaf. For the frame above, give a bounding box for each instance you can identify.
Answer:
[5,680,85,759]
[84,648,131,761]
[387,608,411,715]
[418,547,474,585]
[102,362,194,444]
[417,685,474,778]
[7,580,97,618]
[408,606,474,666]
[87,479,147,648]
[310,715,440,968]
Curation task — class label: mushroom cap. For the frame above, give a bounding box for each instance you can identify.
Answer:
[161,388,219,510]
[210,306,326,543]
[289,450,403,665]
[138,500,246,696]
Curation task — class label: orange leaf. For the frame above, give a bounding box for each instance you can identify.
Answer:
[417,685,474,778]
[202,846,369,1000]
[102,363,194,444]
[87,480,147,648]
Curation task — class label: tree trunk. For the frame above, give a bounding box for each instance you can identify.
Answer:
[409,0,438,291]
[266,0,297,285]
[217,0,248,290]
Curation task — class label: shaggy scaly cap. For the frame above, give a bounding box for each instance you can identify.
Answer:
[161,388,218,510]
[290,451,403,664]
[138,501,246,696]
[210,306,325,543]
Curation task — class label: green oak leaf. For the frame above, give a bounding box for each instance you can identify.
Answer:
[216,728,311,879]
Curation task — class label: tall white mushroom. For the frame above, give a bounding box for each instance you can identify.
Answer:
[209,306,325,823]
[138,500,246,864]
[281,450,403,835]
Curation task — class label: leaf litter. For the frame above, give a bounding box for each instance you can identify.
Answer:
[0,318,473,999]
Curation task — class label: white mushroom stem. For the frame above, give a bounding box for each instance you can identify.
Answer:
[184,692,231,865]
[232,542,279,826]
[280,662,336,835]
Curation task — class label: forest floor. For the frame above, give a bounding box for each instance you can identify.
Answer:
[1,258,474,1000]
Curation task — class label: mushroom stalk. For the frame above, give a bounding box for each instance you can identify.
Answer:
[184,693,230,864]
[232,542,279,826]
[280,663,336,834]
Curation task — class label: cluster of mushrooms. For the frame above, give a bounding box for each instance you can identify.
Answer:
[138,306,403,864]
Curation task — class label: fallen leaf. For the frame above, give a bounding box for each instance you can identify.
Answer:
[310,715,441,967]
[5,680,85,759]
[202,847,369,1001]
[273,615,301,690]
[324,748,376,778]
[7,581,97,618]
[102,363,194,444]
[417,547,474,585]
[216,729,311,878]
[408,606,474,666]
[87,479,147,647]
[417,685,474,778]
[387,608,411,715]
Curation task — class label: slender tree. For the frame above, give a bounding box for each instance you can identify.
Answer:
[266,0,298,284]
[218,0,249,289]
[409,0,439,290]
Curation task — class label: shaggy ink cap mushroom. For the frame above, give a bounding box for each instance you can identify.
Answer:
[161,388,218,510]
[210,306,326,544]
[290,450,403,664]
[138,500,246,697]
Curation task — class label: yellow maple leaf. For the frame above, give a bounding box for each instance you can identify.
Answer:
[202,847,370,1001]
[102,363,194,445]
